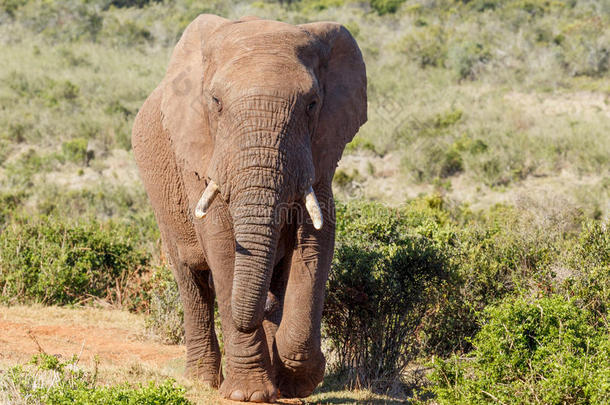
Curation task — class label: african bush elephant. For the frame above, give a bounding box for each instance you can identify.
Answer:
[132,14,366,402]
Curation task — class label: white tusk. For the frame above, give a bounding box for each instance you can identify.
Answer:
[304,186,323,230]
[195,180,219,219]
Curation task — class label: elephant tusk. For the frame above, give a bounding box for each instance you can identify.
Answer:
[195,180,219,219]
[304,186,323,230]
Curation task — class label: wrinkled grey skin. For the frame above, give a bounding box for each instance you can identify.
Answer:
[132,15,366,403]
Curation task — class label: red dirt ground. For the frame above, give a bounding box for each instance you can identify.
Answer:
[0,315,184,368]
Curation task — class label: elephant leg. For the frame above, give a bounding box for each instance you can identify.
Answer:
[274,187,335,398]
[197,207,277,403]
[165,239,222,385]
[132,88,221,386]
[261,261,288,371]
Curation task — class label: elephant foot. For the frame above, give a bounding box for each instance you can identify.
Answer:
[186,363,222,388]
[219,370,277,403]
[185,352,223,388]
[276,351,325,398]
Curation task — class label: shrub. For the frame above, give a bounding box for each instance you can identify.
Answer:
[0,215,150,308]
[0,353,191,404]
[370,0,405,15]
[562,220,610,321]
[0,0,27,17]
[144,265,185,344]
[430,296,610,404]
[447,41,491,80]
[400,25,447,68]
[3,149,55,188]
[0,190,25,227]
[324,200,456,389]
[558,20,610,77]
[61,138,91,165]
[108,0,163,8]
[332,169,363,194]
[344,136,378,154]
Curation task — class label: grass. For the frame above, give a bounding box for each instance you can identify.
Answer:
[0,0,608,403]
[0,1,608,209]
[0,304,146,331]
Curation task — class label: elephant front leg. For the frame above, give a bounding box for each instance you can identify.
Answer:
[274,191,335,398]
[177,269,222,386]
[200,229,278,403]
[164,240,222,387]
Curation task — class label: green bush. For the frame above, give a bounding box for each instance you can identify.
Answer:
[447,41,491,80]
[370,0,405,15]
[0,353,191,404]
[61,137,91,165]
[400,25,447,68]
[324,199,456,388]
[0,190,25,227]
[430,296,610,404]
[562,220,610,320]
[0,215,150,308]
[558,20,609,77]
[344,136,378,154]
[3,149,55,188]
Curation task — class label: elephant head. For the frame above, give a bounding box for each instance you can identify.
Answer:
[160,15,366,333]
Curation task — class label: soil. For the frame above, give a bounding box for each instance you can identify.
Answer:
[0,306,184,369]
[0,306,307,404]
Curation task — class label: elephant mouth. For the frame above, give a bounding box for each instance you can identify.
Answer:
[194,178,323,230]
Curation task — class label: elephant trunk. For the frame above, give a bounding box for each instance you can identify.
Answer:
[229,185,282,333]
[211,94,317,333]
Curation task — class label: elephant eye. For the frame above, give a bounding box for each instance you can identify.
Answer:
[211,95,222,112]
[307,100,317,113]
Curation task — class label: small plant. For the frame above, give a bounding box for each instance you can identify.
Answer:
[558,20,609,77]
[400,25,447,68]
[345,136,378,154]
[61,137,91,165]
[0,353,191,404]
[145,265,185,344]
[333,168,363,190]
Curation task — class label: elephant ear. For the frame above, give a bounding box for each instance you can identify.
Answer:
[300,22,367,184]
[160,14,229,200]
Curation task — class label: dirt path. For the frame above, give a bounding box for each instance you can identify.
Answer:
[0,306,397,404]
[0,305,184,369]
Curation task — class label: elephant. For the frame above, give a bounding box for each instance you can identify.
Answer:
[131,14,366,403]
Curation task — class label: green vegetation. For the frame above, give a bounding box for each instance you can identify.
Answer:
[0,353,190,404]
[0,215,149,307]
[431,296,609,404]
[0,0,608,403]
[324,196,609,401]
[325,199,454,388]
[144,265,186,344]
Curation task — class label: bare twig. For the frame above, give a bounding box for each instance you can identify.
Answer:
[481,390,506,405]
[26,330,46,354]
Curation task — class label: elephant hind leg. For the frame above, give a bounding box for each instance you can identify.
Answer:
[132,88,221,386]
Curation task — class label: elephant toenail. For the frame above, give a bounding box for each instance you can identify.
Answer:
[230,389,246,401]
[249,391,267,403]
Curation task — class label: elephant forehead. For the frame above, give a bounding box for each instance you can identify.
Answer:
[206,20,320,98]
[211,20,315,63]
